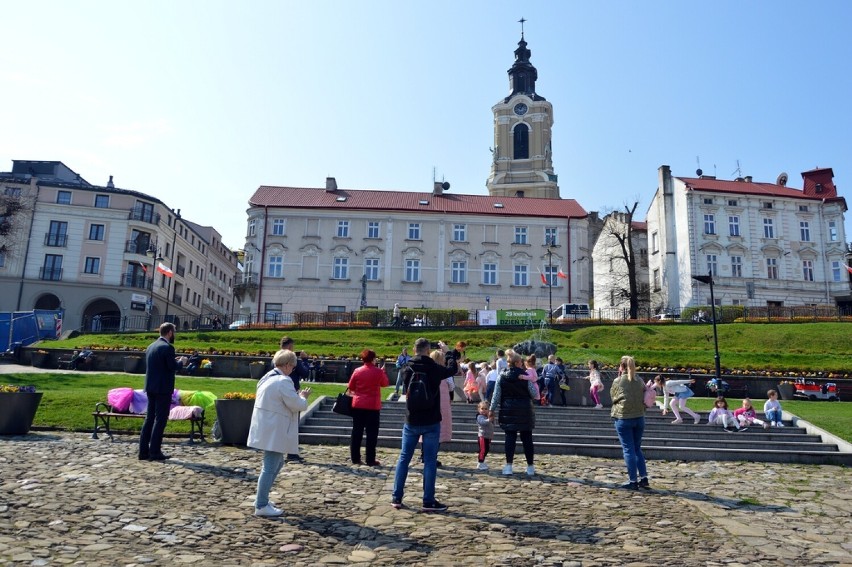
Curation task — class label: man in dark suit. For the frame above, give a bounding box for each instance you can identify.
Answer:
[139,323,178,461]
[280,336,307,462]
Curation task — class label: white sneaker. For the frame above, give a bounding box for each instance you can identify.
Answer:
[477,462,489,471]
[763,422,770,429]
[254,503,283,517]
[502,464,513,475]
[777,423,785,427]
[594,404,603,409]
[525,465,535,476]
[770,422,776,427]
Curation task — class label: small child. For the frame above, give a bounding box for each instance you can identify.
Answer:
[463,363,479,403]
[763,389,784,427]
[476,401,495,470]
[476,363,490,401]
[522,355,541,403]
[707,396,739,431]
[733,398,767,430]
[586,360,604,409]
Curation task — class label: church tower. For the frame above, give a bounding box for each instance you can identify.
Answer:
[486,29,559,199]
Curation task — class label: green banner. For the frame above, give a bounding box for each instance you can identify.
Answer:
[497,309,547,325]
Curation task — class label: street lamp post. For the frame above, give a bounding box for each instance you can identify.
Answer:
[692,272,721,380]
[360,274,367,309]
[146,245,163,330]
[546,239,555,325]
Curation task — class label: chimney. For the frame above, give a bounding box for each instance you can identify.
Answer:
[744,175,752,183]
[325,177,337,192]
[106,175,115,188]
[433,181,443,196]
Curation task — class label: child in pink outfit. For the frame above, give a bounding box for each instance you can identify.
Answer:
[522,355,541,402]
[707,397,739,431]
[733,398,767,430]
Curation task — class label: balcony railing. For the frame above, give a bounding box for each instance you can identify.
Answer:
[235,272,258,286]
[172,295,182,306]
[121,273,152,290]
[125,239,152,254]
[176,264,186,277]
[128,206,161,225]
[44,233,67,247]
[39,267,63,281]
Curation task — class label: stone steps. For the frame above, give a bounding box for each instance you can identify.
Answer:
[299,398,852,465]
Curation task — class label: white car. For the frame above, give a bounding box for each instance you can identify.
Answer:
[653,313,678,321]
[228,320,248,330]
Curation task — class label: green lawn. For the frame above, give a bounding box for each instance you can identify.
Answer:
[3,372,850,443]
[45,322,852,375]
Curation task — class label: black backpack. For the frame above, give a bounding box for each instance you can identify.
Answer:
[405,364,432,411]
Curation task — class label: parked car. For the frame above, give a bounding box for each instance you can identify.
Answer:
[794,379,840,401]
[228,320,248,330]
[653,313,679,321]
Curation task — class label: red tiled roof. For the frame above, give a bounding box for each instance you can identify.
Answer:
[675,177,816,200]
[249,186,588,218]
[631,221,647,231]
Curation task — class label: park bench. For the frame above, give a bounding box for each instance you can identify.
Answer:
[92,401,205,443]
[57,353,97,371]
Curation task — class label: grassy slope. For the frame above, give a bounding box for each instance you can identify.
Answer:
[46,322,851,374]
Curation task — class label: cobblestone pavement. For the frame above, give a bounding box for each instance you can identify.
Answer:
[1,432,850,566]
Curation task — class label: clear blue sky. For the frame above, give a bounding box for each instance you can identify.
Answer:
[3,0,851,250]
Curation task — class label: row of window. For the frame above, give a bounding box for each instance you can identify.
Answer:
[651,259,848,289]
[55,190,111,208]
[702,197,819,211]
[257,219,560,246]
[651,219,841,253]
[264,256,565,286]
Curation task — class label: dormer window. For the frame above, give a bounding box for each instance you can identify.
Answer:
[762,202,773,209]
[815,183,823,193]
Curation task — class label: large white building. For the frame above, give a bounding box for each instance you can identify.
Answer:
[591,212,649,317]
[239,34,594,320]
[0,160,239,331]
[647,165,850,312]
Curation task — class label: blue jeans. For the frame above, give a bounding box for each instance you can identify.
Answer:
[614,417,647,482]
[393,422,440,504]
[765,409,782,424]
[544,379,556,405]
[255,450,285,508]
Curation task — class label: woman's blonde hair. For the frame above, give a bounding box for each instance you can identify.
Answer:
[505,349,522,367]
[273,349,297,369]
[430,350,445,365]
[620,355,636,381]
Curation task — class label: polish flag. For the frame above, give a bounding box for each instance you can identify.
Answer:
[557,268,568,279]
[157,262,174,278]
[846,265,852,275]
[135,261,147,273]
[539,270,549,286]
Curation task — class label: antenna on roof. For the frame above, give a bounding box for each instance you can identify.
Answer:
[731,160,742,179]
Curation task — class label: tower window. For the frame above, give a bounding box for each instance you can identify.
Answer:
[513,124,529,159]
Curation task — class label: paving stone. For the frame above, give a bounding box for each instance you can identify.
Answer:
[1,432,851,565]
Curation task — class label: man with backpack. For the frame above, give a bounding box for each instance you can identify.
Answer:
[391,337,456,512]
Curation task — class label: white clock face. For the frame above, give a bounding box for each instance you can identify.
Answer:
[513,103,528,116]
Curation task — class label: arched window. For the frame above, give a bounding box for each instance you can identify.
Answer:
[513,124,529,159]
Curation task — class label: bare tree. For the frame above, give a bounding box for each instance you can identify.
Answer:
[0,192,27,257]
[595,202,648,319]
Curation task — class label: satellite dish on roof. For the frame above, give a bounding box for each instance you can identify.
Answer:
[441,181,450,191]
[777,172,788,186]
[696,168,703,177]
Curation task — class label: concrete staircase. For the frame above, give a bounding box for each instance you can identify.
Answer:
[300,398,852,466]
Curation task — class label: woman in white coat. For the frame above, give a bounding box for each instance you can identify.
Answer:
[247,349,311,517]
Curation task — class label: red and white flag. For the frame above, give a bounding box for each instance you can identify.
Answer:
[135,261,148,273]
[557,268,568,279]
[157,262,174,278]
[846,265,852,275]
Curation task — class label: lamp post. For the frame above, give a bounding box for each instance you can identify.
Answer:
[546,239,555,325]
[692,272,721,380]
[360,274,367,309]
[146,245,163,330]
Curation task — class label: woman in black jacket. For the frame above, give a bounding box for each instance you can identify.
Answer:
[489,349,538,476]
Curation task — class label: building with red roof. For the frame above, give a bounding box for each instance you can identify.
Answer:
[647,166,850,312]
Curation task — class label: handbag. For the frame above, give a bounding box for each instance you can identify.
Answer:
[332,389,353,416]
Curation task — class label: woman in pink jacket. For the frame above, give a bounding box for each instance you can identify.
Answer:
[348,349,389,466]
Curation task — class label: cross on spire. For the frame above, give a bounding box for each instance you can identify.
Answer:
[519,17,526,38]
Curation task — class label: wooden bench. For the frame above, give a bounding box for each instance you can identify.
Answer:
[91,402,205,443]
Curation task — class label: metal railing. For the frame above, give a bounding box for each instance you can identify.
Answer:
[128,206,160,225]
[39,267,63,280]
[121,273,152,290]
[44,233,67,247]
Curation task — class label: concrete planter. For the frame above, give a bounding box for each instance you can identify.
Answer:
[249,362,267,380]
[0,392,43,435]
[777,383,796,400]
[123,356,144,374]
[214,398,255,445]
[30,351,51,369]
